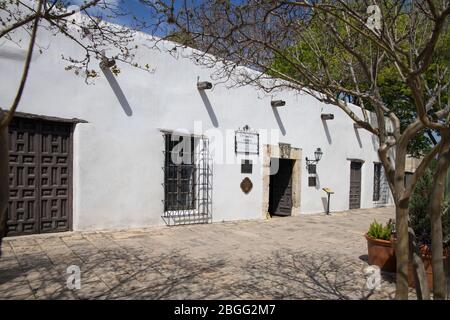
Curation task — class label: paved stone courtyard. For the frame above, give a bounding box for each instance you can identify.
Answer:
[0,207,404,300]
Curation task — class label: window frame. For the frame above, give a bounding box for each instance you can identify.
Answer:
[373,162,382,202]
[164,133,196,212]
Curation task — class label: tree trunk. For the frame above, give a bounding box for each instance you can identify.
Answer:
[445,168,450,199]
[429,137,450,299]
[384,147,429,299]
[0,110,9,257]
[408,225,430,299]
[392,144,411,299]
[396,204,430,300]
[395,204,410,299]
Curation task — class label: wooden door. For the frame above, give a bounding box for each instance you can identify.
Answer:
[7,117,72,236]
[349,161,362,209]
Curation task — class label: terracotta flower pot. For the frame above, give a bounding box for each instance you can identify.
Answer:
[407,245,450,291]
[365,234,396,273]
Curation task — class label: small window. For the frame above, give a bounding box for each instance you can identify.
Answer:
[308,176,317,187]
[373,163,382,201]
[164,134,196,211]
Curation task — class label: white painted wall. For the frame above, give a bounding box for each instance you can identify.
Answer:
[0,25,392,231]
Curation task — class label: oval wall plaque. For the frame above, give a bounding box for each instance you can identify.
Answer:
[240,177,253,194]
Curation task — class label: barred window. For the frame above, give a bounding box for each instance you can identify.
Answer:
[164,134,196,211]
[373,163,382,201]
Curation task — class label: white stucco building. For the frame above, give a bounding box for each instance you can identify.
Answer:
[0,21,392,236]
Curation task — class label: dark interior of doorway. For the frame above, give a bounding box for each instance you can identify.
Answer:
[269,158,294,217]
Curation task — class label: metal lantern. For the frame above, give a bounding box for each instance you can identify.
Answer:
[306,148,324,173]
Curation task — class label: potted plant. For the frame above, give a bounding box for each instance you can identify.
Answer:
[365,219,396,272]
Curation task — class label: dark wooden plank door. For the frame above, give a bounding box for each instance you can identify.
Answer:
[39,122,72,233]
[269,159,294,216]
[7,119,40,236]
[349,161,362,209]
[7,118,72,236]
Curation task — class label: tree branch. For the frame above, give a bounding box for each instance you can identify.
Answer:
[0,0,43,130]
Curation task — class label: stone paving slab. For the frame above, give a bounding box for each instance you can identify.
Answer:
[0,207,411,300]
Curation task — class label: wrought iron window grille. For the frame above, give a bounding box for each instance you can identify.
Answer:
[162,133,212,226]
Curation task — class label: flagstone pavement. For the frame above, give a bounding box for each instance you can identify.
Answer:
[0,207,410,300]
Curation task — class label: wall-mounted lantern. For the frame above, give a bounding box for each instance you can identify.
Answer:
[321,114,335,120]
[271,100,286,108]
[197,81,213,90]
[306,148,323,171]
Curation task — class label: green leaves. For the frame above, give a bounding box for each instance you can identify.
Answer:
[269,4,449,158]
[367,219,394,241]
[410,161,450,245]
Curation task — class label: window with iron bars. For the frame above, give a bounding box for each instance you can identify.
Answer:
[162,133,212,226]
[373,163,382,202]
[164,134,196,211]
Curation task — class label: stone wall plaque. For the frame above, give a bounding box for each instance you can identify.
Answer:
[241,160,253,174]
[235,128,259,155]
[240,177,253,194]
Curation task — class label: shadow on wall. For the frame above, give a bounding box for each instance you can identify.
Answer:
[315,173,321,190]
[321,196,328,213]
[371,134,379,152]
[102,67,133,117]
[272,107,286,136]
[322,119,332,144]
[0,45,39,62]
[198,90,219,127]
[354,126,363,148]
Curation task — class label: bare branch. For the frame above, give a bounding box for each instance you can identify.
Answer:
[0,0,43,130]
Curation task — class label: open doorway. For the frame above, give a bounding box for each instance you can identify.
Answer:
[269,159,295,216]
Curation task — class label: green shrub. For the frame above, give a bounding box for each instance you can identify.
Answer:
[367,219,394,240]
[409,161,450,246]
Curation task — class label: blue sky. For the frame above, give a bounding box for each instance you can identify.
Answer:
[67,0,190,35]
[67,0,246,35]
[68,0,153,25]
